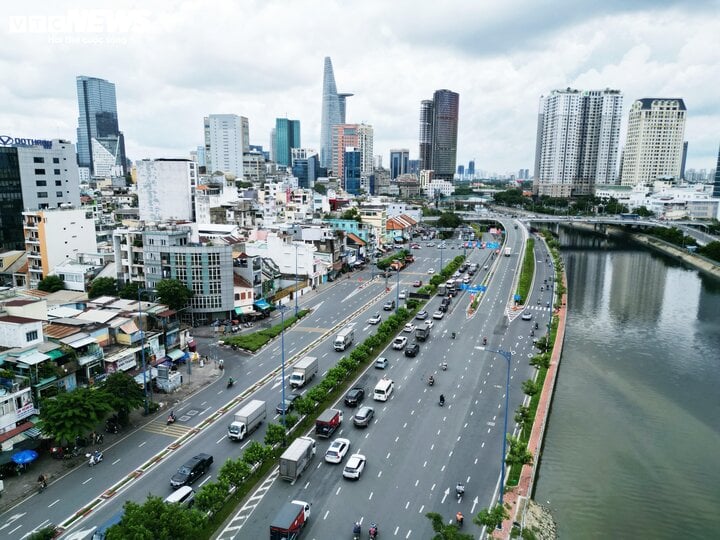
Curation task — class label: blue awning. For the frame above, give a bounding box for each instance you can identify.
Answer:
[254,299,272,310]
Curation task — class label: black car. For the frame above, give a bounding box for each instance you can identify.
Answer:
[275,393,301,414]
[344,387,365,407]
[404,342,420,357]
[441,297,451,306]
[438,304,448,313]
[171,453,213,489]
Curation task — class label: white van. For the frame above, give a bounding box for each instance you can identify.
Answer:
[373,377,394,402]
[164,485,195,507]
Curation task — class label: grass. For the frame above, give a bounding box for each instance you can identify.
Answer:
[222,309,310,352]
[515,238,535,304]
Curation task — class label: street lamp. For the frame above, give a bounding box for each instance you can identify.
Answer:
[137,286,155,415]
[486,346,512,506]
[279,305,288,429]
[395,267,400,313]
[294,243,299,317]
[439,244,445,271]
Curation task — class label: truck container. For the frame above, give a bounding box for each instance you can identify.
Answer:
[269,499,311,539]
[227,400,266,441]
[278,437,316,482]
[333,327,354,352]
[415,326,430,342]
[289,356,318,388]
[315,408,343,438]
[437,284,446,296]
[504,247,511,257]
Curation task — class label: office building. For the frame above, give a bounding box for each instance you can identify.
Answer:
[458,165,465,177]
[204,114,249,178]
[680,142,688,180]
[292,148,320,189]
[431,90,460,180]
[468,160,475,177]
[320,57,352,170]
[390,149,409,180]
[344,148,362,195]
[713,145,720,198]
[23,207,97,288]
[418,100,434,171]
[408,159,420,175]
[0,139,81,251]
[275,118,301,167]
[534,88,623,197]
[332,124,373,184]
[620,98,687,187]
[76,75,126,175]
[137,159,197,222]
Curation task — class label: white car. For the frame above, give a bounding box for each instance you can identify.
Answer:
[343,453,366,479]
[398,290,407,300]
[392,336,408,349]
[462,277,470,284]
[368,313,382,325]
[432,311,445,320]
[403,323,416,333]
[427,242,435,247]
[427,268,435,274]
[325,438,350,464]
[424,320,434,329]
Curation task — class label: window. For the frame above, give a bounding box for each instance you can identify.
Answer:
[54,169,60,175]
[37,192,48,198]
[33,157,44,163]
[36,180,47,186]
[53,157,59,163]
[35,168,46,175]
[26,330,38,342]
[55,180,62,186]
[56,191,63,197]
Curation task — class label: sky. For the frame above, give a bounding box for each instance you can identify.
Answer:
[2,0,719,176]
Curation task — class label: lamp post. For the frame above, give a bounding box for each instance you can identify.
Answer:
[486,346,512,506]
[294,243,299,317]
[439,244,445,271]
[395,267,400,313]
[137,287,154,415]
[279,305,288,429]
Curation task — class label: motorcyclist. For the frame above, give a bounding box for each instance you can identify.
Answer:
[227,377,234,387]
[483,336,487,345]
[428,375,434,386]
[369,522,378,538]
[37,474,47,490]
[456,482,465,496]
[439,394,445,405]
[456,511,464,525]
[451,332,456,339]
[353,522,362,535]
[441,362,447,371]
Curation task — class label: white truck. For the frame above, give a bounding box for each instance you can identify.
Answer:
[227,399,266,441]
[289,356,318,388]
[333,326,354,351]
[504,247,512,257]
[278,436,316,482]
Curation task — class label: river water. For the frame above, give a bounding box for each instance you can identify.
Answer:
[534,229,720,538]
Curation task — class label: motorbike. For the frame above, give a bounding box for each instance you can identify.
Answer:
[441,362,447,371]
[428,377,434,387]
[534,322,539,330]
[483,337,487,346]
[451,332,456,339]
[167,412,177,425]
[105,415,120,434]
[227,378,235,389]
[353,522,362,540]
[456,483,465,502]
[530,329,535,337]
[439,395,445,407]
[369,523,378,539]
[456,512,464,527]
[87,451,103,467]
[38,478,47,493]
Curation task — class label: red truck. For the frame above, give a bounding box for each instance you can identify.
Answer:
[269,500,311,540]
[315,408,343,438]
[405,254,414,264]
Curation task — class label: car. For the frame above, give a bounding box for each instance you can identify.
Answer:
[521,311,533,320]
[424,320,434,329]
[392,336,408,349]
[438,304,448,313]
[368,312,382,325]
[453,271,461,278]
[462,277,470,284]
[343,453,366,479]
[411,244,421,249]
[441,297,451,306]
[427,242,435,247]
[403,323,416,333]
[275,392,301,414]
[344,387,365,407]
[427,268,435,274]
[374,357,388,369]
[325,438,351,464]
[170,453,213,489]
[353,406,375,427]
[412,280,422,287]
[483,264,489,270]
[404,342,420,357]
[415,310,428,320]
[398,290,407,300]
[383,300,395,311]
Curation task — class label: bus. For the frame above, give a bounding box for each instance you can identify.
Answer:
[620,213,640,221]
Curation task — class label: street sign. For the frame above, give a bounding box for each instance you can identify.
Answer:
[486,242,500,249]
[514,294,521,301]
[468,285,486,293]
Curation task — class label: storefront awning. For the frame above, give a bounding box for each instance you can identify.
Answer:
[167,349,187,361]
[254,299,272,310]
[63,336,97,349]
[234,306,256,315]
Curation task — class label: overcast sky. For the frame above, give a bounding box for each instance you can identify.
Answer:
[2,0,719,175]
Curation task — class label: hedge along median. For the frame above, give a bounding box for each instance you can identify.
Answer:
[222,309,310,352]
[515,237,535,305]
[376,249,409,270]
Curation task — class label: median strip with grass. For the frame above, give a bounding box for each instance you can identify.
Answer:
[515,237,535,305]
[222,310,310,352]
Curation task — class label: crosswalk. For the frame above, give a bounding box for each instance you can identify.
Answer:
[143,421,193,437]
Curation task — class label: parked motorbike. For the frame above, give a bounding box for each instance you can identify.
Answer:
[87,450,103,467]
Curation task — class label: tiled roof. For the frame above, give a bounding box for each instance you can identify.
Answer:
[0,315,40,325]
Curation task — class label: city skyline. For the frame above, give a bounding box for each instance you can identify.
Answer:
[2,0,719,174]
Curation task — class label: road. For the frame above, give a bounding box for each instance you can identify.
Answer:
[0,238,462,538]
[221,223,557,539]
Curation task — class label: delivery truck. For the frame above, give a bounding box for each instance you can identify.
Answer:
[333,326,354,352]
[415,325,430,342]
[315,408,343,438]
[227,400,266,441]
[269,500,311,540]
[279,437,316,482]
[504,247,512,257]
[289,356,318,388]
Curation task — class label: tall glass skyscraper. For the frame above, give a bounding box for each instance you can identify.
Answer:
[320,57,352,170]
[390,149,409,180]
[418,100,434,171]
[275,118,301,167]
[713,145,720,198]
[76,75,126,174]
[418,90,459,180]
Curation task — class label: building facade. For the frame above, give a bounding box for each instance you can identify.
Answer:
[619,98,687,187]
[418,100,434,172]
[320,57,352,170]
[390,149,409,180]
[431,89,460,180]
[344,148,362,195]
[204,114,249,178]
[291,148,320,189]
[533,88,623,197]
[274,118,301,167]
[714,145,720,198]
[137,159,197,222]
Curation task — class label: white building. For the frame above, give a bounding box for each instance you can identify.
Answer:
[534,88,623,197]
[204,114,249,179]
[91,138,124,178]
[620,98,687,187]
[137,158,197,222]
[244,233,319,288]
[194,178,239,224]
[424,179,455,198]
[23,207,98,288]
[0,316,43,349]
[16,139,81,210]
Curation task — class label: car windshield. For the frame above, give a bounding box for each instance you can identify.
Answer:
[327,451,338,457]
[178,467,191,475]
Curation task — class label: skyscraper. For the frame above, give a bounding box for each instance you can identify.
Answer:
[534,88,623,197]
[390,149,409,180]
[274,118,301,167]
[468,160,475,177]
[418,100,434,171]
[712,144,720,198]
[332,124,373,185]
[431,89,460,180]
[320,57,352,170]
[204,114,249,178]
[344,147,362,195]
[76,75,126,175]
[680,141,689,180]
[620,99,686,186]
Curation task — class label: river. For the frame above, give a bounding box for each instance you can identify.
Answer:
[534,228,720,538]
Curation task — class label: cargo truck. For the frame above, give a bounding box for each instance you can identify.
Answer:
[415,325,430,342]
[227,399,266,441]
[289,356,318,388]
[437,284,446,296]
[333,327,354,352]
[269,499,311,540]
[279,436,316,482]
[504,247,511,256]
[315,408,343,438]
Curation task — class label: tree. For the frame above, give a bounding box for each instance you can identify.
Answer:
[473,503,509,530]
[106,495,207,540]
[634,205,654,217]
[698,240,720,263]
[27,527,57,540]
[217,458,251,488]
[341,207,362,222]
[437,212,463,230]
[101,371,146,425]
[155,279,193,311]
[506,435,533,467]
[37,275,64,292]
[38,388,113,445]
[88,277,118,299]
[522,379,540,396]
[514,405,531,425]
[118,281,141,300]
[314,183,327,195]
[243,441,273,465]
[195,480,229,514]
[264,423,286,445]
[425,512,474,540]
